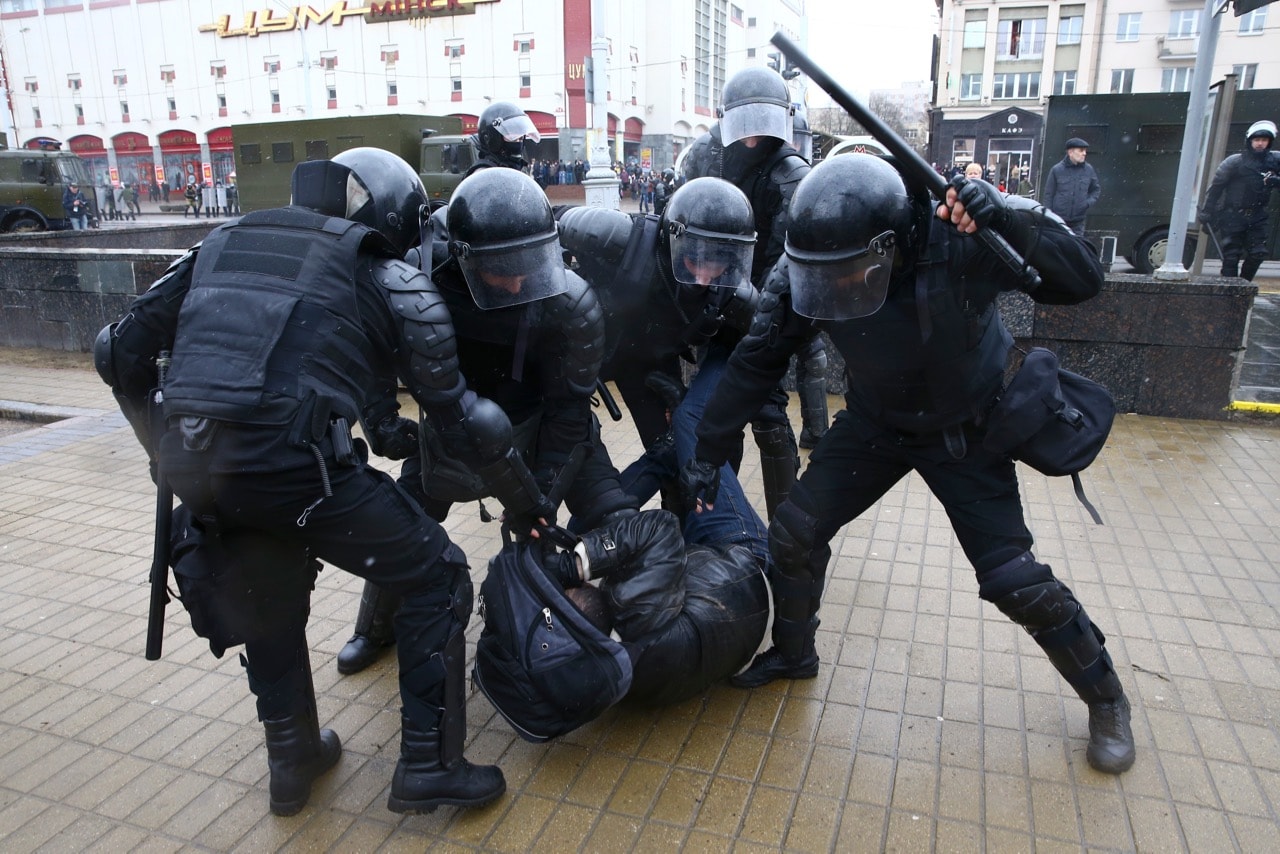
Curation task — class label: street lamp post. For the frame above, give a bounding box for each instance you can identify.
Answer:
[582,0,619,208]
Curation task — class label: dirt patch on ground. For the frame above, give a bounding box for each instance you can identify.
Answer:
[0,347,95,370]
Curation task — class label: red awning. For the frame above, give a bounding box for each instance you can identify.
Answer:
[607,113,619,135]
[623,117,644,143]
[67,134,106,154]
[157,129,200,153]
[112,132,153,154]
[451,113,478,134]
[527,110,558,135]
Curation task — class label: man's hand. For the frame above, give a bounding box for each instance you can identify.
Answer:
[938,177,1009,234]
[1264,172,1280,189]
[368,415,419,460]
[678,458,721,515]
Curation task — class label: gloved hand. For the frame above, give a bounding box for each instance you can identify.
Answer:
[645,371,687,412]
[502,495,557,540]
[542,549,582,589]
[678,458,721,515]
[1198,208,1214,227]
[368,415,419,460]
[1264,172,1280,189]
[952,175,1010,232]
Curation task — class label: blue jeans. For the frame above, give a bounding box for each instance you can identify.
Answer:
[619,355,768,565]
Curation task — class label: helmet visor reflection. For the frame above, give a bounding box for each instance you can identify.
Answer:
[787,230,896,320]
[494,113,541,144]
[456,230,567,310]
[669,232,755,289]
[720,102,792,146]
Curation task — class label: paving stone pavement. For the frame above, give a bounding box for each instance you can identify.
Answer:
[0,351,1278,853]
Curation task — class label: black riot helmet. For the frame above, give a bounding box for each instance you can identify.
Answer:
[784,154,917,321]
[662,177,756,290]
[446,168,566,309]
[476,101,541,165]
[718,66,794,146]
[291,147,428,256]
[792,113,813,161]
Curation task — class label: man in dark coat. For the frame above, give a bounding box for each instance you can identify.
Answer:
[1042,137,1101,236]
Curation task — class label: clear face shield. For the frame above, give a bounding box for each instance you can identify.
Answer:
[669,227,756,290]
[720,101,793,146]
[787,230,897,320]
[452,229,567,310]
[493,113,541,158]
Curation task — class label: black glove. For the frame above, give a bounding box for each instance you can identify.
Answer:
[645,371,687,412]
[503,495,557,539]
[368,415,419,460]
[1264,173,1280,189]
[678,458,721,515]
[1198,208,1214,227]
[953,176,1010,232]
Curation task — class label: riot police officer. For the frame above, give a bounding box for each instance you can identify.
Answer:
[559,177,803,519]
[337,167,637,673]
[680,154,1136,775]
[683,65,829,451]
[92,149,560,815]
[1201,119,1280,281]
[469,100,540,174]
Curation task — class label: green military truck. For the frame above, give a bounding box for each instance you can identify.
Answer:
[232,114,471,212]
[0,146,96,233]
[1039,89,1280,274]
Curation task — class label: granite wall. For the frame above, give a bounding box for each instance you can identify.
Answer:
[0,247,183,351]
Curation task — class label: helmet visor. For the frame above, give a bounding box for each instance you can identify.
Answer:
[455,229,567,310]
[787,230,896,320]
[669,230,755,289]
[721,102,792,146]
[493,113,541,144]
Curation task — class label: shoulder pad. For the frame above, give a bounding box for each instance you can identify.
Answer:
[557,206,634,264]
[770,154,810,189]
[373,259,452,326]
[148,244,199,293]
[546,269,600,318]
[371,257,432,292]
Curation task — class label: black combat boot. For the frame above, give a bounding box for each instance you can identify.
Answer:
[1241,257,1263,282]
[730,616,820,688]
[995,578,1135,774]
[387,716,506,814]
[251,650,342,816]
[1222,260,1240,278]
[337,582,401,674]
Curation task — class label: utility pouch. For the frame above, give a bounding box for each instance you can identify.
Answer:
[330,417,358,467]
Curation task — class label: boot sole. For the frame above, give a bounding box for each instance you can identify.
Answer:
[387,781,507,815]
[729,660,819,689]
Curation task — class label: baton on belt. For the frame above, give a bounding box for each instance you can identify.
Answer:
[145,351,172,661]
[769,31,1041,292]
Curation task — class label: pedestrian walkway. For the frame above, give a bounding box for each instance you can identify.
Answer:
[1,351,1278,852]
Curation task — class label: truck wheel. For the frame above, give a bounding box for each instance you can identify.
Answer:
[1132,229,1196,275]
[5,215,45,234]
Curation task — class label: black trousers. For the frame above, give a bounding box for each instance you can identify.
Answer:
[160,425,467,728]
[800,408,1034,575]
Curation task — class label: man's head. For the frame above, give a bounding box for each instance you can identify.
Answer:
[564,584,613,636]
[964,162,984,180]
[290,147,429,256]
[785,154,919,321]
[476,101,540,166]
[718,66,794,149]
[1065,137,1089,164]
[446,168,566,309]
[69,183,79,191]
[1247,119,1276,151]
[661,177,756,290]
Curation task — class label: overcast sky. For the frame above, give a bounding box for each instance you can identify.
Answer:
[801,0,940,105]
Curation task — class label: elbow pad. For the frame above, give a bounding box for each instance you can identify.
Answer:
[557,206,634,267]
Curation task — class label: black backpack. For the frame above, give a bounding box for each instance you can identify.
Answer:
[473,532,633,743]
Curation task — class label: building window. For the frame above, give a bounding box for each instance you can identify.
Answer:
[75,103,84,122]
[0,0,38,11]
[991,72,1040,99]
[271,88,280,113]
[44,0,78,8]
[520,73,531,89]
[68,75,82,91]
[730,4,742,25]
[320,52,338,71]
[24,77,37,93]
[959,73,983,100]
[120,100,129,119]
[381,45,399,65]
[1161,67,1193,93]
[953,137,975,164]
[1053,70,1077,96]
[113,70,128,87]
[167,96,176,112]
[327,85,337,108]
[217,92,227,110]
[160,66,175,84]
[264,56,281,74]
[1232,63,1258,89]
[1117,13,1141,42]
[1110,68,1134,94]
[210,62,227,79]
[32,105,41,125]
[1168,9,1199,40]
[962,19,985,49]
[996,18,1046,60]
[451,76,462,101]
[446,42,464,58]
[1239,8,1266,35]
[1058,16,1083,46]
[515,37,533,53]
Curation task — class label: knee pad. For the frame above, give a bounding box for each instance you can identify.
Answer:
[975,551,1055,603]
[767,488,831,623]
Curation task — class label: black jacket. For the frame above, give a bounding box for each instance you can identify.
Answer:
[1042,156,1101,224]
